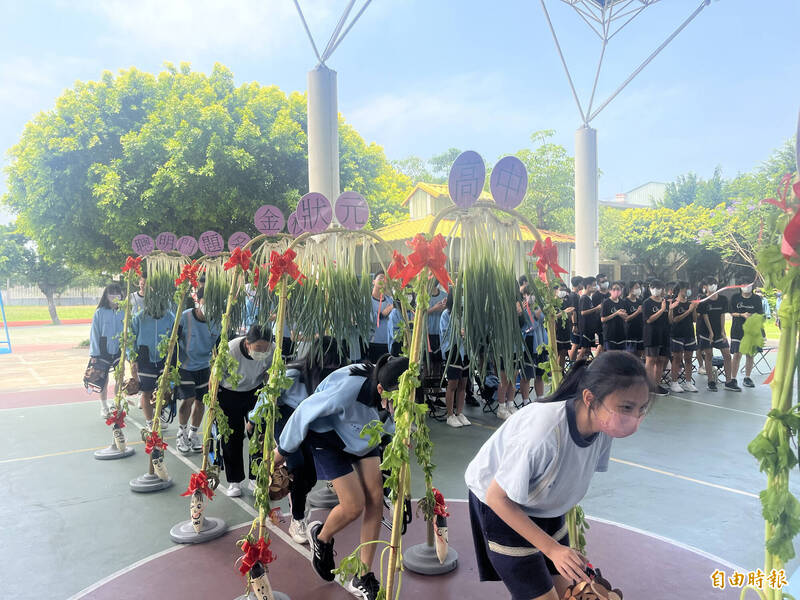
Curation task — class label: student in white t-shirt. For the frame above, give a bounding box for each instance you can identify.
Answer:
[465,351,650,600]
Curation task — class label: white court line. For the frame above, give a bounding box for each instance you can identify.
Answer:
[667,393,766,418]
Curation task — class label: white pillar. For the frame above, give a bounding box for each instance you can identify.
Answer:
[307,65,340,222]
[574,126,599,276]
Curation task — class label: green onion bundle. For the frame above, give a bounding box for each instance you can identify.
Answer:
[203,256,245,338]
[143,253,185,318]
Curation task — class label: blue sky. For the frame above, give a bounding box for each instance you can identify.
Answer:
[1,0,798,224]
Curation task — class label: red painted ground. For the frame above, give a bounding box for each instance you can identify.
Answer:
[10,343,77,353]
[0,386,93,409]
[6,318,92,327]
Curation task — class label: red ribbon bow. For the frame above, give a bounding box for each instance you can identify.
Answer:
[528,237,568,283]
[387,250,408,281]
[105,408,126,428]
[181,470,214,499]
[432,487,450,518]
[224,247,252,272]
[239,537,276,575]
[253,264,263,288]
[122,256,142,276]
[175,260,202,287]
[767,176,800,266]
[268,248,306,291]
[396,234,451,289]
[144,431,167,454]
[762,174,800,214]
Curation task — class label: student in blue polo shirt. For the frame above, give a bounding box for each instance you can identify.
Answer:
[367,271,394,363]
[88,283,125,418]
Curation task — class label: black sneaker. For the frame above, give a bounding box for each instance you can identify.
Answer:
[743,377,755,388]
[652,385,669,396]
[725,379,742,392]
[708,381,718,392]
[307,521,336,581]
[347,571,381,600]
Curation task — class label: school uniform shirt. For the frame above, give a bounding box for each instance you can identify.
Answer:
[578,294,600,335]
[369,295,394,344]
[130,310,175,363]
[730,293,764,343]
[440,308,466,359]
[465,397,611,518]
[527,301,549,349]
[222,337,271,392]
[698,295,729,341]
[129,291,145,315]
[568,292,581,333]
[670,301,695,341]
[623,297,643,343]
[695,295,708,340]
[427,289,447,337]
[178,308,220,371]
[89,307,124,357]
[250,368,308,419]
[601,298,626,345]
[555,297,572,341]
[642,297,669,348]
[277,365,382,457]
[387,307,413,347]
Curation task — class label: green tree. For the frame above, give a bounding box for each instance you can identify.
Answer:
[3,63,409,272]
[662,167,724,209]
[428,147,462,182]
[515,130,575,233]
[391,156,433,185]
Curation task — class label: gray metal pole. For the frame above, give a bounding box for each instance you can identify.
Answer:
[574,126,599,275]
[307,65,340,220]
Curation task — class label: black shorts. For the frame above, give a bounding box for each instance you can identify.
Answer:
[177,367,210,400]
[697,334,730,351]
[281,336,294,358]
[645,345,670,358]
[570,331,581,346]
[469,491,567,600]
[580,329,599,349]
[136,359,166,393]
[730,340,761,355]
[306,431,381,481]
[367,342,389,363]
[446,353,470,381]
[670,337,697,353]
[626,341,644,352]
[603,339,627,351]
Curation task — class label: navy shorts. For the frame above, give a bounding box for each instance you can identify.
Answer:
[468,491,567,600]
[730,340,761,355]
[580,329,599,349]
[177,367,210,400]
[697,335,730,351]
[670,337,697,353]
[136,359,166,393]
[645,345,670,358]
[603,339,627,351]
[446,353,470,381]
[626,341,643,353]
[307,431,381,481]
[570,331,581,346]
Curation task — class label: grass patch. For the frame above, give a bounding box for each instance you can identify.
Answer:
[4,305,96,322]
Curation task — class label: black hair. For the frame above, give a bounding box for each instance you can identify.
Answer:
[596,273,607,281]
[245,324,274,344]
[582,276,597,286]
[571,276,584,288]
[373,269,385,279]
[445,287,454,312]
[287,336,349,396]
[706,275,719,286]
[611,280,625,290]
[673,280,689,295]
[349,354,410,403]
[650,278,664,289]
[539,351,648,409]
[518,275,528,287]
[98,283,123,310]
[196,287,204,301]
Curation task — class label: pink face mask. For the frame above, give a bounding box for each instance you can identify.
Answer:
[596,403,644,438]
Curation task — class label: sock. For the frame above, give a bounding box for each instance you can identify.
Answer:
[145,419,153,429]
[189,425,199,434]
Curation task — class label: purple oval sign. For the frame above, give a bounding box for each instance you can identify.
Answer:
[490,156,528,209]
[197,231,225,256]
[176,236,198,256]
[132,234,155,256]
[335,192,370,230]
[286,211,305,237]
[228,232,251,250]
[296,192,332,234]
[155,232,177,252]
[254,204,285,235]
[448,150,486,209]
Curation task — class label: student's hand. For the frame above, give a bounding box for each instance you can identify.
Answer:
[246,421,254,435]
[669,300,680,310]
[546,543,589,583]
[616,309,626,317]
[273,449,285,467]
[744,312,752,318]
[660,299,667,310]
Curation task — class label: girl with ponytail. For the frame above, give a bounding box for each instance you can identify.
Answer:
[465,351,650,600]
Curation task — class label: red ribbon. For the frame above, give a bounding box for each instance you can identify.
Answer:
[253,265,263,288]
[432,487,450,518]
[528,237,567,283]
[396,234,451,289]
[268,248,306,291]
[387,250,408,281]
[175,260,202,287]
[224,247,252,272]
[105,409,126,428]
[122,256,143,276]
[239,537,276,575]
[181,470,214,499]
[144,431,167,454]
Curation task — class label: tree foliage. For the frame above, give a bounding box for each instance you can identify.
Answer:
[3,63,409,272]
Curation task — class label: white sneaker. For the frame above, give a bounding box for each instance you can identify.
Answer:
[246,479,256,494]
[100,406,110,419]
[288,518,308,544]
[223,481,242,497]
[176,427,191,453]
[456,413,471,426]
[446,414,463,428]
[698,366,707,375]
[669,381,684,393]
[496,405,511,420]
[190,429,203,453]
[507,403,518,414]
[682,381,699,393]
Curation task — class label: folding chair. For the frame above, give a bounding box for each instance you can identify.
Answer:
[750,346,776,376]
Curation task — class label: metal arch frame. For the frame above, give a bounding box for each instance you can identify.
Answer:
[292,0,373,66]
[540,0,712,125]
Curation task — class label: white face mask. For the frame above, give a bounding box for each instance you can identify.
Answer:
[250,350,270,361]
[557,290,568,298]
[742,284,753,294]
[651,288,662,297]
[686,289,692,297]
[708,284,718,293]
[600,281,609,290]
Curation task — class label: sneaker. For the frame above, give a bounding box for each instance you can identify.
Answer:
[456,413,472,426]
[223,481,242,497]
[652,385,669,396]
[347,571,381,600]
[288,518,308,544]
[496,405,511,420]
[246,479,257,494]
[725,380,742,392]
[307,521,336,581]
[708,381,718,392]
[507,403,518,414]
[698,366,707,375]
[100,406,110,419]
[681,381,699,393]
[190,428,203,452]
[669,381,684,393]
[176,427,191,453]
[743,377,755,388]
[446,414,463,428]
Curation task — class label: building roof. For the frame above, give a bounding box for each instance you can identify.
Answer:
[374,214,574,245]
[401,182,493,207]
